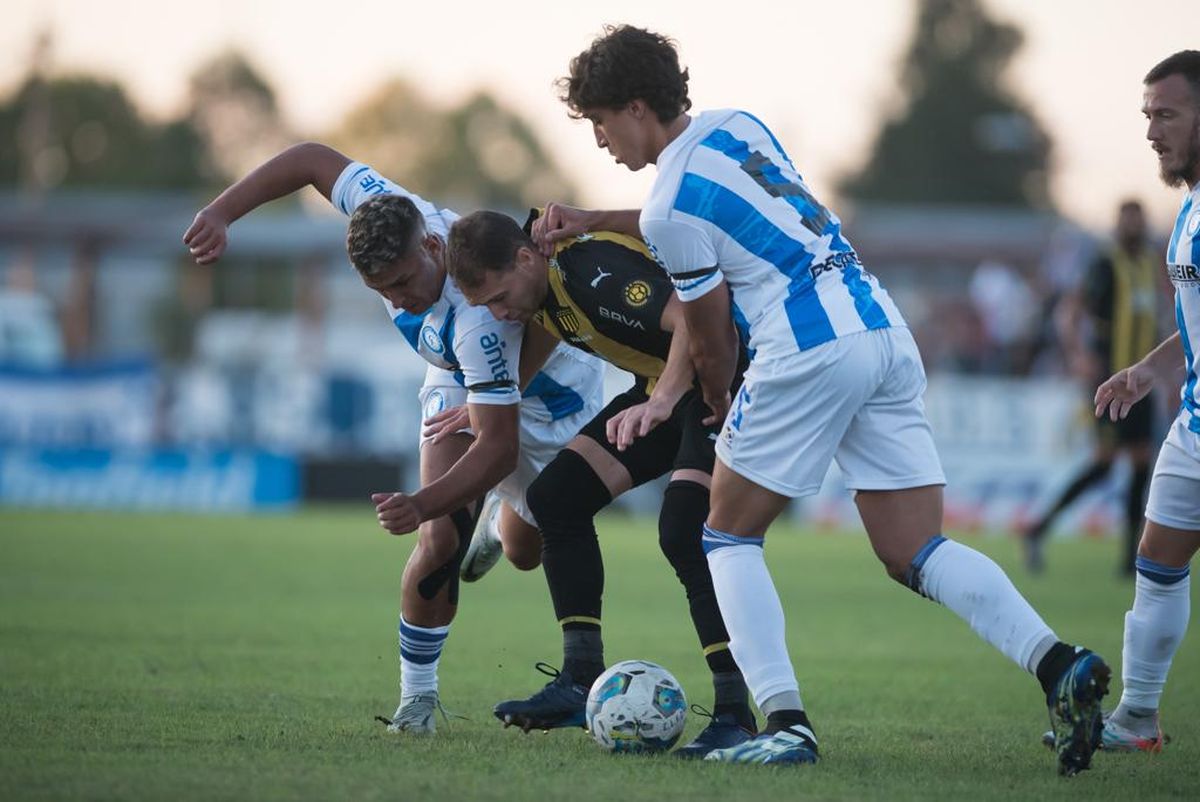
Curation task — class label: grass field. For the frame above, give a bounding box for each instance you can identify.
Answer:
[2,507,1196,801]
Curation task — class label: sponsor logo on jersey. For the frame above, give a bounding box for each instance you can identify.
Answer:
[598,305,646,330]
[591,267,613,288]
[1167,262,1200,286]
[479,332,511,384]
[623,280,652,308]
[808,251,862,281]
[421,325,444,354]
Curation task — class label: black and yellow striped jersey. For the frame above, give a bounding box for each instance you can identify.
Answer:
[524,210,675,392]
[1084,246,1161,374]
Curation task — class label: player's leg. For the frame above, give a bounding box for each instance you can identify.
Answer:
[1023,436,1115,573]
[843,328,1108,775]
[660,391,756,756]
[1106,417,1199,752]
[387,429,479,734]
[1116,407,1155,577]
[494,389,669,730]
[702,350,864,765]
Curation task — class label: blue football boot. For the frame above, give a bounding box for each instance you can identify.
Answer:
[673,706,756,759]
[494,662,588,731]
[704,724,819,765]
[1047,649,1111,776]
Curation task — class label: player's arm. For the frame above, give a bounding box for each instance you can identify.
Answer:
[531,204,642,255]
[606,295,697,449]
[679,282,739,425]
[183,142,351,264]
[1094,331,1184,421]
[641,216,736,425]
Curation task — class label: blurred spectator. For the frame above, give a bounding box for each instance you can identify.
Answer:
[968,259,1038,373]
[1023,200,1161,577]
[0,259,64,367]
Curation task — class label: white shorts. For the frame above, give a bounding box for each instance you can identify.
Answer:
[716,327,946,498]
[1145,411,1200,531]
[417,376,603,526]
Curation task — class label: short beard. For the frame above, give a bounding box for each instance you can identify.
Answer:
[1161,122,1200,188]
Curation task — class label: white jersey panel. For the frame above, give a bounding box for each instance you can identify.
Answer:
[328,161,601,417]
[1167,183,1200,434]
[643,110,905,361]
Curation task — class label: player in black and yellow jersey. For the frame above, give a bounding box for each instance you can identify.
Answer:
[1025,200,1165,576]
[445,208,755,757]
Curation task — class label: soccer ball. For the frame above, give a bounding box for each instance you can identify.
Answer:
[585,660,687,753]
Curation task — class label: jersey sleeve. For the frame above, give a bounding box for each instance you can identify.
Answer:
[329,162,459,237]
[639,215,723,302]
[453,315,524,407]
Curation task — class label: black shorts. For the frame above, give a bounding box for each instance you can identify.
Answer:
[577,385,720,488]
[1095,396,1154,446]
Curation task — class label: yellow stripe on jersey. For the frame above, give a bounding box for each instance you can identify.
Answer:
[540,258,667,392]
[1110,249,1159,373]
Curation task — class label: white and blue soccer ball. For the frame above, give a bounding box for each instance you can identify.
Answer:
[585,660,687,753]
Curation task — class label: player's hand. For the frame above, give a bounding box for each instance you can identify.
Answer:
[372,492,422,535]
[700,387,731,427]
[1094,363,1154,421]
[423,405,471,444]
[531,202,592,256]
[606,398,672,451]
[183,206,231,265]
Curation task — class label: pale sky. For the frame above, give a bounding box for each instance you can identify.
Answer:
[2,0,1195,231]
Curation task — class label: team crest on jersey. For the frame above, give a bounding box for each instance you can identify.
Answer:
[423,389,446,420]
[556,308,582,335]
[624,280,652,308]
[1188,209,1200,238]
[421,325,444,354]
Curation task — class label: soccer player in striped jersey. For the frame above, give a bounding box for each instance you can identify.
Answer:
[544,25,1109,774]
[183,143,604,735]
[445,209,756,755]
[1090,50,1200,754]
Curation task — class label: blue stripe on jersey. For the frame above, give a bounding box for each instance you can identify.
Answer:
[699,129,835,238]
[339,165,371,214]
[674,172,836,349]
[523,372,585,420]
[1178,293,1198,417]
[393,311,427,351]
[731,300,756,360]
[1168,196,1193,262]
[842,265,890,330]
[439,306,458,367]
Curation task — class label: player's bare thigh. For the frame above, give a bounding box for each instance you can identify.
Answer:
[498,504,541,570]
[707,460,790,538]
[855,485,944,581]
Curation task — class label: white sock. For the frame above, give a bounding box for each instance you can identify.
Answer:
[399,616,450,698]
[1117,558,1191,713]
[915,536,1056,674]
[703,525,803,711]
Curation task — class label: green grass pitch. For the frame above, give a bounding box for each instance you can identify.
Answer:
[1,507,1195,801]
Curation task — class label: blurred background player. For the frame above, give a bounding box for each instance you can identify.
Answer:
[1091,49,1200,753]
[183,143,603,734]
[1024,199,1162,576]
[546,24,1111,774]
[445,208,756,756]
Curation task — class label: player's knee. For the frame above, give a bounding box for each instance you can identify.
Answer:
[527,448,611,537]
[422,517,464,565]
[504,542,541,571]
[657,480,709,569]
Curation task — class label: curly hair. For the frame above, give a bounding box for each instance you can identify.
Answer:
[446,211,533,290]
[345,194,427,278]
[559,25,691,123]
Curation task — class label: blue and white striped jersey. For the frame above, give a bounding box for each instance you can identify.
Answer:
[641,110,905,362]
[330,162,596,420]
[1167,182,1200,434]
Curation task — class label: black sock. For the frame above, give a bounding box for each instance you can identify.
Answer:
[1035,641,1080,697]
[562,628,605,688]
[765,709,816,742]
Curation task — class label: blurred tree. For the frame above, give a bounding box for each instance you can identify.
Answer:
[841,0,1053,208]
[0,75,207,191]
[326,81,576,211]
[186,50,292,183]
